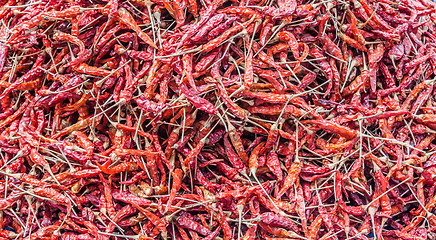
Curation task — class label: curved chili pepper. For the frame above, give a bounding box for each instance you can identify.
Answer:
[218,7,262,20]
[248,142,264,176]
[319,35,344,61]
[116,8,157,49]
[203,18,254,52]
[97,162,139,175]
[368,44,385,92]
[33,187,72,212]
[310,48,334,96]
[259,212,299,232]
[340,32,368,52]
[265,152,282,181]
[178,81,217,115]
[176,212,212,236]
[165,168,183,213]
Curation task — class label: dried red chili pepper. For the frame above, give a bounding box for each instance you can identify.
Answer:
[368,44,385,92]
[176,212,212,236]
[165,168,183,213]
[340,32,368,52]
[116,8,157,49]
[1,0,436,238]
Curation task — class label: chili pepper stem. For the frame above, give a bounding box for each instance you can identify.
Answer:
[96,60,132,87]
[367,206,377,240]
[0,150,23,171]
[341,57,357,93]
[237,204,244,239]
[390,55,397,69]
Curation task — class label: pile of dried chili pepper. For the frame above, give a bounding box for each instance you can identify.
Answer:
[1,0,436,239]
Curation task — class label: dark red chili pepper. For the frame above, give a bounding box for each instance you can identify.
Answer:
[116,8,157,49]
[177,80,217,115]
[176,212,212,236]
[208,17,239,40]
[368,44,385,92]
[340,32,368,52]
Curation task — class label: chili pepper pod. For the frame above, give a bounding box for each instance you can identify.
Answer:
[0,27,8,74]
[213,80,247,120]
[254,212,297,233]
[33,187,72,212]
[97,161,139,175]
[368,44,385,92]
[192,14,226,43]
[114,8,157,49]
[276,31,298,61]
[203,17,255,53]
[248,142,265,176]
[277,158,301,198]
[340,32,368,52]
[177,81,218,115]
[175,212,212,236]
[342,70,370,96]
[165,168,183,213]
[266,152,283,181]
